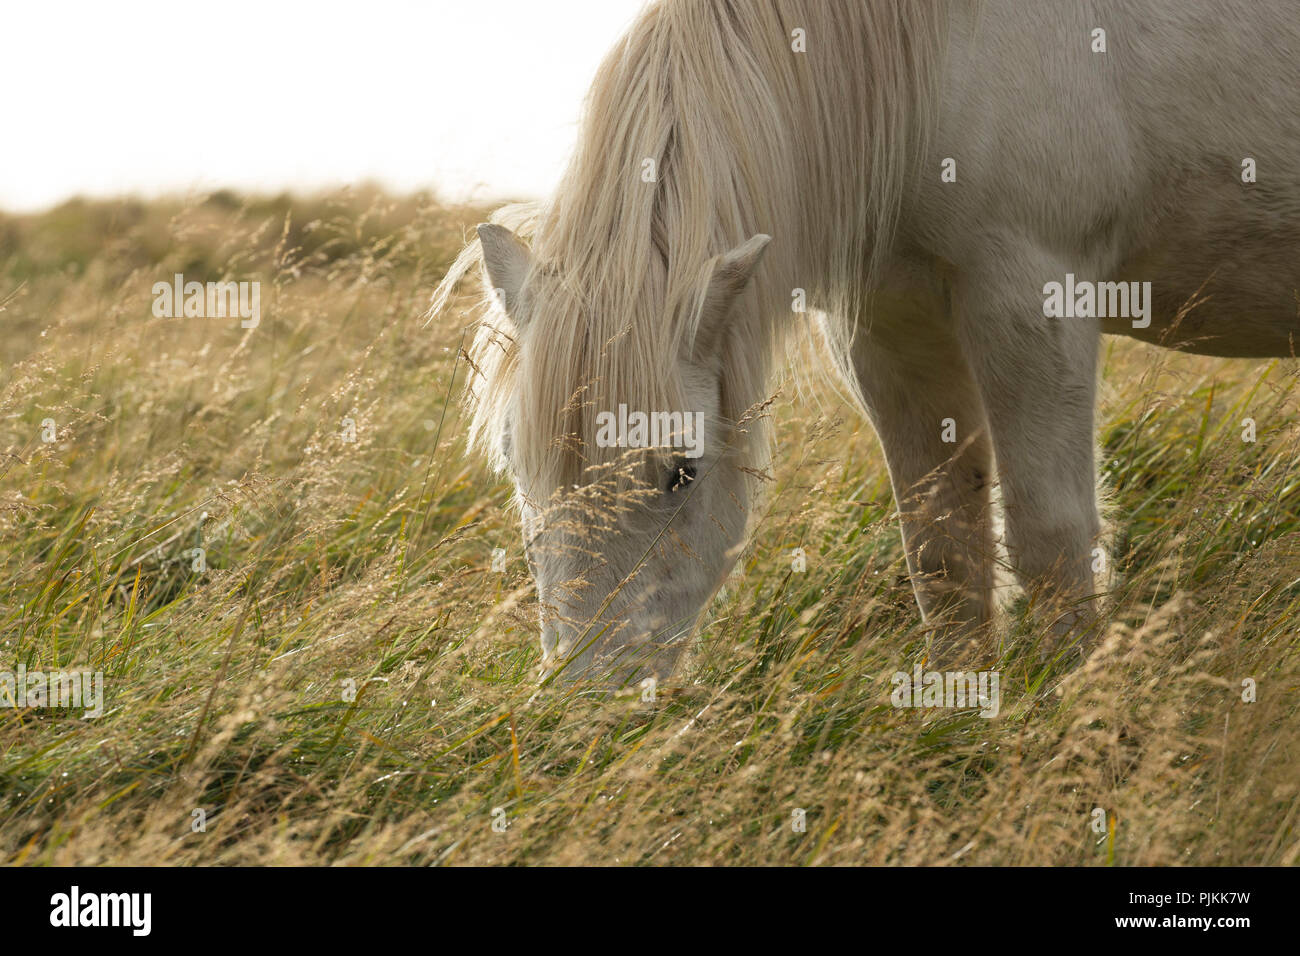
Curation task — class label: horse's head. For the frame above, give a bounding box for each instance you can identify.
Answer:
[475,223,771,686]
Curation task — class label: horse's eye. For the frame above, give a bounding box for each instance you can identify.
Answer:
[667,461,697,493]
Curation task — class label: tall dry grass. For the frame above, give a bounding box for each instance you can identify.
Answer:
[0,190,1295,864]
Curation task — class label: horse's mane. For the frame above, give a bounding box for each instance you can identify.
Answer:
[431,0,947,491]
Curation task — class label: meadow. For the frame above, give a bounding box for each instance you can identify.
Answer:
[0,189,1295,865]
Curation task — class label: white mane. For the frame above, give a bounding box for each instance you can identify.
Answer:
[431,0,948,488]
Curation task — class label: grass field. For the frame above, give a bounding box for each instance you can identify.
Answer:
[1,189,1296,865]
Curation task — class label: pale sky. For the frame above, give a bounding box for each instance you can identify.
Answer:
[1,0,648,212]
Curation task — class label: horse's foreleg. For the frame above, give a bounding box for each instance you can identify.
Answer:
[849,315,996,654]
[955,245,1102,650]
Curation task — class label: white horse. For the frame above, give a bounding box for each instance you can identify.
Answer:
[433,0,1300,682]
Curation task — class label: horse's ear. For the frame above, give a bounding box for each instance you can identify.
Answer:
[687,234,771,361]
[477,223,532,320]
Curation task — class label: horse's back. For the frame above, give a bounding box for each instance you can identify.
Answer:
[916,0,1300,356]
